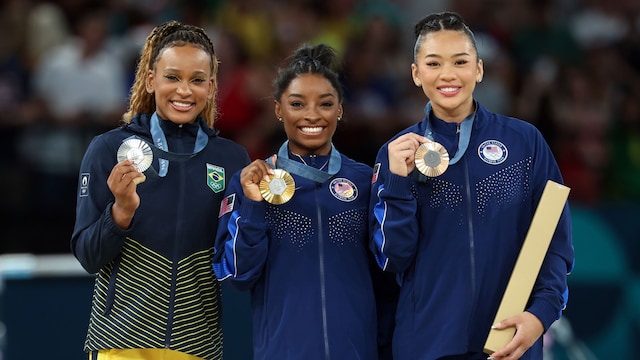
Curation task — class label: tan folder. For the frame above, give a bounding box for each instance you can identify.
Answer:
[484,180,570,354]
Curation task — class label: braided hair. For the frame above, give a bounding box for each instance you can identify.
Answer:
[412,11,479,64]
[273,43,343,102]
[123,20,219,128]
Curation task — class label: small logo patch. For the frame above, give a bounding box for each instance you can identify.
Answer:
[79,173,90,197]
[207,164,225,193]
[372,163,381,183]
[219,193,236,218]
[330,178,358,202]
[478,140,508,165]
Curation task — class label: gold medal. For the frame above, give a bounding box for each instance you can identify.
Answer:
[415,140,449,177]
[259,169,295,204]
[117,138,153,172]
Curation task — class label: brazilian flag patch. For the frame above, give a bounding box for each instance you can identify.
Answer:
[207,164,225,193]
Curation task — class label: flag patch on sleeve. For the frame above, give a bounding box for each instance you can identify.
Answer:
[219,193,236,218]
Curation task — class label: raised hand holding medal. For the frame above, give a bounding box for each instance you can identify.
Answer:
[117,138,153,171]
[239,156,295,205]
[259,168,295,205]
[413,101,476,180]
[414,139,450,177]
[117,138,152,184]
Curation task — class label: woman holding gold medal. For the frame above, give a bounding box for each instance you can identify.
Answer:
[213,43,397,359]
[369,11,574,360]
[70,21,250,360]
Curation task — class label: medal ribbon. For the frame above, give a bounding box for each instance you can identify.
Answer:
[268,140,342,183]
[121,112,209,178]
[417,102,475,182]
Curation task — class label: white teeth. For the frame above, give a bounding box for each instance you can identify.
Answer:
[440,87,458,93]
[301,127,323,134]
[172,101,192,108]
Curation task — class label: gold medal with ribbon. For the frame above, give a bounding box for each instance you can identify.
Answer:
[414,139,450,177]
[259,169,296,205]
[117,138,153,172]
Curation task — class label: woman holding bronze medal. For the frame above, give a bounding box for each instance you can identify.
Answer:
[213,43,397,359]
[70,21,250,360]
[369,11,574,360]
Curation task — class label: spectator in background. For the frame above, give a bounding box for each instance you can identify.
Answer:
[0,0,38,252]
[214,29,273,160]
[17,2,127,250]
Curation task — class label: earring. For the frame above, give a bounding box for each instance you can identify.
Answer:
[278,117,283,122]
[337,116,342,121]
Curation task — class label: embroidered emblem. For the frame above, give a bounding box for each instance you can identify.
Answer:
[207,164,225,193]
[330,178,358,202]
[372,163,380,183]
[79,173,90,197]
[478,140,508,165]
[219,193,235,217]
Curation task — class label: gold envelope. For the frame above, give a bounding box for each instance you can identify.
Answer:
[484,180,570,354]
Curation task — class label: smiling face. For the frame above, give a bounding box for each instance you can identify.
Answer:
[146,44,215,124]
[411,30,483,122]
[275,73,343,156]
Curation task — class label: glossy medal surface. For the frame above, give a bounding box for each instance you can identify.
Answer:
[259,169,295,205]
[117,138,153,172]
[415,140,449,177]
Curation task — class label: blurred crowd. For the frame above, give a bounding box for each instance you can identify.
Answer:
[1,0,639,253]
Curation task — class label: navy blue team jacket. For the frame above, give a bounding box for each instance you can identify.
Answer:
[71,113,250,360]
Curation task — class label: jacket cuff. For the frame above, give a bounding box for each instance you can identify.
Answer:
[106,202,134,235]
[526,298,560,332]
[238,198,267,223]
[383,173,414,199]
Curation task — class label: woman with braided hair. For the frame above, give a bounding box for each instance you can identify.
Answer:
[71,20,250,360]
[212,43,398,359]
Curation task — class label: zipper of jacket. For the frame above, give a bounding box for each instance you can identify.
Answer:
[315,181,331,360]
[166,124,185,347]
[457,122,477,297]
[463,152,478,332]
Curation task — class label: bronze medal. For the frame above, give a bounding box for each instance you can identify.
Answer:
[117,138,153,172]
[415,140,449,177]
[259,169,295,205]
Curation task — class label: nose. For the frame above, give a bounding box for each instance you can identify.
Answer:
[304,106,322,122]
[176,82,192,96]
[439,63,457,80]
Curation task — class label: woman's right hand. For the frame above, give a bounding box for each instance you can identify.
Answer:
[387,133,428,177]
[107,159,146,229]
[240,156,276,202]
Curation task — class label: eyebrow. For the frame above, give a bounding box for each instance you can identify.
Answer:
[164,67,209,75]
[287,93,336,99]
[424,52,471,58]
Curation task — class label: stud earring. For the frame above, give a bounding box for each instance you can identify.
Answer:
[278,117,283,122]
[337,116,342,121]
